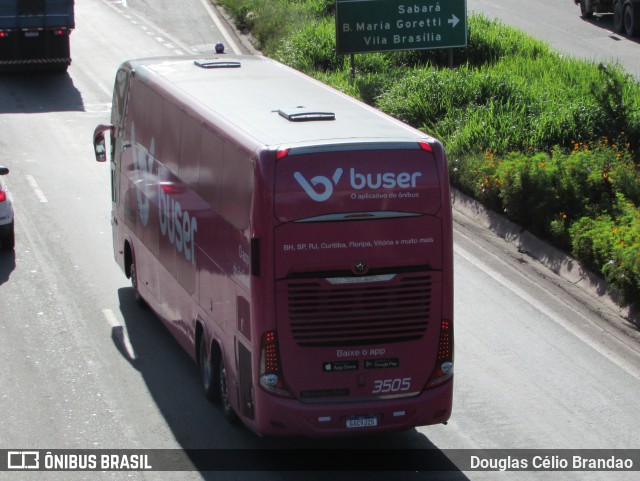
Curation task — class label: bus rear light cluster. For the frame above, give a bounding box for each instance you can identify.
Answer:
[418,141,433,152]
[259,330,293,398]
[426,319,454,388]
[0,31,9,38]
[276,148,290,160]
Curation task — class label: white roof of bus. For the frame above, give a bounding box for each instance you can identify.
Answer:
[127,55,431,150]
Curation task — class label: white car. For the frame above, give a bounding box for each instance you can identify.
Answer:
[0,166,14,251]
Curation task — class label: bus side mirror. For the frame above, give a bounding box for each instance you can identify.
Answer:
[93,124,114,162]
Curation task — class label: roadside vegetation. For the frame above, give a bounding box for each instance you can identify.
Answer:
[216,0,640,307]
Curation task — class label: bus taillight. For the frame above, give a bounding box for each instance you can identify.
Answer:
[426,319,454,388]
[259,330,293,398]
[418,141,433,152]
[276,148,290,160]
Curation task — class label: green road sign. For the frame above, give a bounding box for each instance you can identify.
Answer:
[336,0,467,54]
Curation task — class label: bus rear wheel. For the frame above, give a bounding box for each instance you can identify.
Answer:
[199,335,221,403]
[129,258,146,307]
[219,356,239,424]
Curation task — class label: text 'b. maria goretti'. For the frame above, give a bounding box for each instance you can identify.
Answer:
[335,0,467,54]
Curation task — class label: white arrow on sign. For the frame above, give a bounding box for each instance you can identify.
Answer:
[448,14,460,28]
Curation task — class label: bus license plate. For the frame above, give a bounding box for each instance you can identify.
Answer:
[346,416,378,429]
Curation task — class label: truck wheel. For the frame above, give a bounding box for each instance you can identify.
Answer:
[624,2,639,35]
[219,356,240,424]
[614,1,625,32]
[580,0,593,18]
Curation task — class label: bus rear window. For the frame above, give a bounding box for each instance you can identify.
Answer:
[274,147,441,223]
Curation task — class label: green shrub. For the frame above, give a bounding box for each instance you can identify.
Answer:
[452,142,640,261]
[570,197,640,305]
[272,17,342,71]
[217,0,324,49]
[468,16,552,62]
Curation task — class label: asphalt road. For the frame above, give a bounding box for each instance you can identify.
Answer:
[0,0,639,480]
[467,0,640,79]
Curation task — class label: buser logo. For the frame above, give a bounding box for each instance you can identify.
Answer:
[294,168,422,202]
[294,168,344,202]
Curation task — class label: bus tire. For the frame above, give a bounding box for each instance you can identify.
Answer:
[199,335,221,403]
[624,2,639,35]
[614,1,625,32]
[129,257,146,307]
[219,356,240,424]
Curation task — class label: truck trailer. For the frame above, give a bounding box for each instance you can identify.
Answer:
[0,0,74,71]
[576,0,640,36]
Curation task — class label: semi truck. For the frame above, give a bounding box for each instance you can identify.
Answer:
[0,0,74,71]
[576,0,640,36]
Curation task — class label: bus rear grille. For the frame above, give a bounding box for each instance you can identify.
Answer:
[286,274,432,347]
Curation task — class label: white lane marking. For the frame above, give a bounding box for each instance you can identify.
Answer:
[196,0,242,54]
[84,103,112,113]
[25,175,48,203]
[105,0,243,55]
[454,243,640,382]
[101,0,194,55]
[102,308,137,361]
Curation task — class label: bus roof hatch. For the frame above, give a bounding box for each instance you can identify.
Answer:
[278,107,335,122]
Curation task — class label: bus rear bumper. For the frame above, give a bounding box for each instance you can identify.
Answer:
[250,379,453,438]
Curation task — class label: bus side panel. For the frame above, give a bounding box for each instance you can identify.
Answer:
[193,128,255,412]
[116,78,202,351]
[195,207,253,405]
[109,113,252,418]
